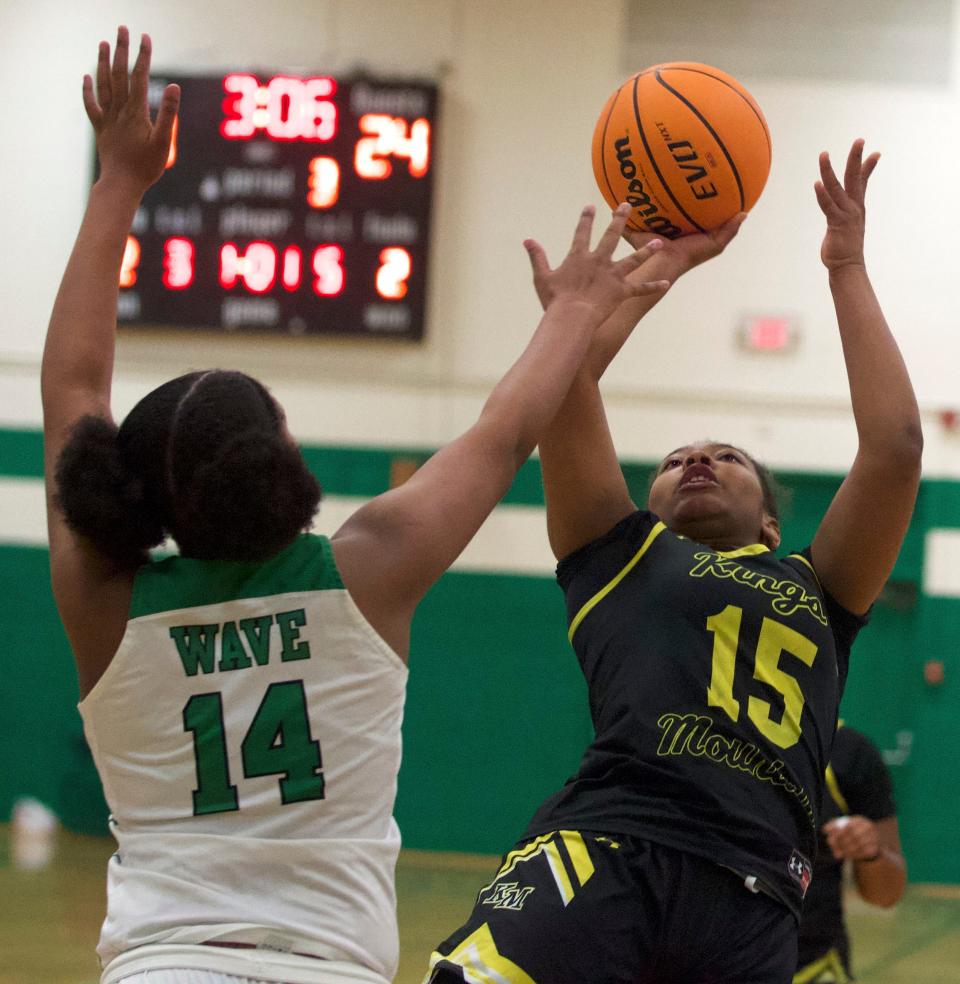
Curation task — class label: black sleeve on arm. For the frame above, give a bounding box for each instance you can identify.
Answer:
[790,547,870,697]
[833,726,897,821]
[793,547,871,647]
[556,509,657,590]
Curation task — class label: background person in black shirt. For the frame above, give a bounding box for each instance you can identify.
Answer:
[795,724,906,983]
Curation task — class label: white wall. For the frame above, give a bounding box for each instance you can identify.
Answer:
[3,0,960,478]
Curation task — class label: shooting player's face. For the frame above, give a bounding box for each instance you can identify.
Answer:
[648,442,780,551]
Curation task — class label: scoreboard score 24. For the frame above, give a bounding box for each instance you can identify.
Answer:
[111,72,438,340]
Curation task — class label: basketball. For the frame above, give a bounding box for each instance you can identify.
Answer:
[591,62,771,238]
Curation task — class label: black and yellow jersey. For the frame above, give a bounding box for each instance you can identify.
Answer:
[523,510,867,919]
[797,725,896,973]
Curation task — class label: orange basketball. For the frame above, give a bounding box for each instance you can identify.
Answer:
[592,62,771,238]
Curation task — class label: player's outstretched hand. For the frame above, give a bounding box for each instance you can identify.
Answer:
[622,211,746,278]
[525,204,670,317]
[822,814,882,862]
[815,138,879,272]
[83,26,180,194]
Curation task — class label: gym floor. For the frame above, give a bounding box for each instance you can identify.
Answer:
[2,828,958,984]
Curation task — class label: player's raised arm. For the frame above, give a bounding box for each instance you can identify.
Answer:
[533,217,744,560]
[331,205,669,656]
[43,29,179,459]
[809,140,922,614]
[41,28,179,684]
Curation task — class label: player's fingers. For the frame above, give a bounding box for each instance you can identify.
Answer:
[128,33,152,109]
[111,25,130,107]
[82,75,104,129]
[153,83,181,151]
[813,181,840,220]
[830,835,853,859]
[712,212,747,250]
[95,40,111,112]
[594,203,632,258]
[621,226,656,250]
[823,818,848,855]
[824,833,844,859]
[627,278,671,297]
[861,151,881,189]
[841,827,872,858]
[843,138,865,195]
[523,239,551,280]
[818,152,846,205]
[614,237,664,274]
[569,205,596,253]
[834,829,855,851]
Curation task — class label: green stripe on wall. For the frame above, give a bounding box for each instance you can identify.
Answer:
[0,428,45,478]
[0,544,108,834]
[0,426,936,584]
[0,428,548,506]
[4,426,950,527]
[300,446,549,505]
[0,426,933,582]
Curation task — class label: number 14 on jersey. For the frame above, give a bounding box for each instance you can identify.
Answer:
[183,680,325,816]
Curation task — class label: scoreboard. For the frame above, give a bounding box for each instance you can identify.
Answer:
[114,72,438,340]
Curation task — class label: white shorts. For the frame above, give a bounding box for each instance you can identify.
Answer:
[104,943,390,984]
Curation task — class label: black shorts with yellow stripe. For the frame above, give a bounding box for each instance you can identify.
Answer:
[425,832,798,984]
[793,948,852,984]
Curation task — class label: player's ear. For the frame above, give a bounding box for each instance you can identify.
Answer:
[761,513,780,550]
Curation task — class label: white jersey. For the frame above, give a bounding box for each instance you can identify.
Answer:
[79,534,407,981]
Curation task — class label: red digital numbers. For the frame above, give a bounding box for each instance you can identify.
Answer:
[163,238,194,289]
[281,246,303,290]
[312,245,345,297]
[355,114,431,179]
[220,242,277,293]
[221,74,338,142]
[120,236,141,288]
[219,243,345,298]
[376,248,411,299]
[307,156,340,209]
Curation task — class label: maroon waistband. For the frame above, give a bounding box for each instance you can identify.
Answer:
[203,940,322,961]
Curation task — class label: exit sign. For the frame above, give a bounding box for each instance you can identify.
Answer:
[737,315,800,353]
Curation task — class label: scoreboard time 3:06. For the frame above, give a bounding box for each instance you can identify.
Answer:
[112,72,438,339]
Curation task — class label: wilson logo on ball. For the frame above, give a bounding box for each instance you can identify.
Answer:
[614,136,683,239]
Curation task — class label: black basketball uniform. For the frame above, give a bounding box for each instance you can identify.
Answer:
[794,725,896,984]
[428,510,867,984]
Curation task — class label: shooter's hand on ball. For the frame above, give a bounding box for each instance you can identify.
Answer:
[525,204,671,315]
[621,211,747,278]
[84,26,180,196]
[822,815,882,862]
[815,138,879,272]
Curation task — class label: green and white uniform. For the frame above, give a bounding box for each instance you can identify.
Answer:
[79,534,406,984]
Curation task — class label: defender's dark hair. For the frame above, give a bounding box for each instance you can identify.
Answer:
[55,370,321,565]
